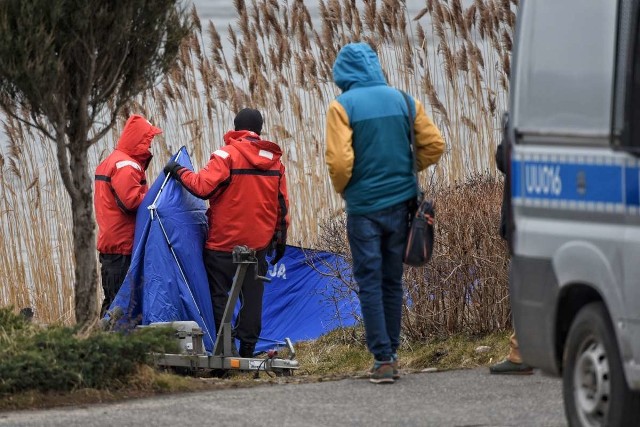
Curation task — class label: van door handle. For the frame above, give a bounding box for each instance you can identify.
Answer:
[577,171,586,195]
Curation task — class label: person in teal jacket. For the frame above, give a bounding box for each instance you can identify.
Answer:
[325,42,445,384]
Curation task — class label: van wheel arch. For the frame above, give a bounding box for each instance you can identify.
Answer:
[555,284,603,372]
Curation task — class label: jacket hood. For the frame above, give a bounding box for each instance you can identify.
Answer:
[223,130,282,170]
[116,115,162,160]
[332,42,387,92]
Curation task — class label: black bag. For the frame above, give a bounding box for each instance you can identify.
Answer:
[404,195,435,267]
[400,90,436,267]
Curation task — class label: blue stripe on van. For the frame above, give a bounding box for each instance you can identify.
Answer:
[511,159,627,206]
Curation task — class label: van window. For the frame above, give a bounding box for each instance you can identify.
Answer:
[512,0,617,138]
[629,7,640,148]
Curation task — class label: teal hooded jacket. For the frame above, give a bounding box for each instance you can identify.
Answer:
[325,42,445,215]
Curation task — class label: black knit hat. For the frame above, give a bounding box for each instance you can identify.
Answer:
[234,108,263,135]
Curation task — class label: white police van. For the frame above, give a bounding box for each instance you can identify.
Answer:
[506,0,640,425]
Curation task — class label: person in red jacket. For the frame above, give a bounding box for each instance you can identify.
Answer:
[94,114,162,315]
[164,108,290,357]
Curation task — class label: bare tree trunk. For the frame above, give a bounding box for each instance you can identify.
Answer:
[69,145,99,327]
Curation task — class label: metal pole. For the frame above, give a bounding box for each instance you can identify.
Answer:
[213,262,249,356]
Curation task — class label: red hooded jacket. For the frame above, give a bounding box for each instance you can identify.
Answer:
[94,115,162,254]
[175,130,290,252]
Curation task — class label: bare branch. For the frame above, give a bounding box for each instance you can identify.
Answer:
[88,112,120,147]
[0,100,56,142]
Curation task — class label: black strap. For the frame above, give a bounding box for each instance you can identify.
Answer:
[95,174,135,215]
[399,90,422,197]
[276,170,287,244]
[230,169,281,176]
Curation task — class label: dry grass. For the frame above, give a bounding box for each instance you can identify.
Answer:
[404,174,510,338]
[0,0,516,325]
[305,174,510,339]
[294,326,510,377]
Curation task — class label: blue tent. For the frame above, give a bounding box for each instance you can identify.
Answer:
[109,147,359,354]
[109,147,216,350]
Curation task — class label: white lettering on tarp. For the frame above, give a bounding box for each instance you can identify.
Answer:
[525,164,562,196]
[268,263,287,279]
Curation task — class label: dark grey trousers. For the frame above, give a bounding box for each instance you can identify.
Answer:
[99,253,131,316]
[204,249,267,351]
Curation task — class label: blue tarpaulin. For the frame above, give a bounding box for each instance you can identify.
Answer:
[109,147,359,354]
[260,245,358,352]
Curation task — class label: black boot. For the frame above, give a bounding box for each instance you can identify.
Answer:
[239,342,256,358]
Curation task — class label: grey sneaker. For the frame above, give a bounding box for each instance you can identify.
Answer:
[489,359,534,375]
[370,362,395,384]
[368,361,400,379]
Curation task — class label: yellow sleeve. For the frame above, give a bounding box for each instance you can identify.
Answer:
[325,100,354,194]
[413,98,445,171]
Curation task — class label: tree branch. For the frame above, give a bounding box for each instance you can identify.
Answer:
[88,110,120,146]
[77,36,96,152]
[54,122,79,201]
[91,39,132,110]
[0,99,56,142]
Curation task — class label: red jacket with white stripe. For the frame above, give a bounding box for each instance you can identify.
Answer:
[94,115,162,254]
[175,130,290,252]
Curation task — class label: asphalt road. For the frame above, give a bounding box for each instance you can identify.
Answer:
[0,368,566,427]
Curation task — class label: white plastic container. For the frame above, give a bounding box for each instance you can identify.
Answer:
[148,321,204,355]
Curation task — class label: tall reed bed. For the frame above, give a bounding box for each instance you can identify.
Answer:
[0,0,516,324]
[0,122,76,323]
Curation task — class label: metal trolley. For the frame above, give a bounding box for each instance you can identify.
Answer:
[152,245,299,376]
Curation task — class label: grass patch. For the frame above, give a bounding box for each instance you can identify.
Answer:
[400,332,511,371]
[295,326,511,378]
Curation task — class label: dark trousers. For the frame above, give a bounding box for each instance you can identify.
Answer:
[204,249,266,351]
[346,201,409,362]
[99,253,131,316]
